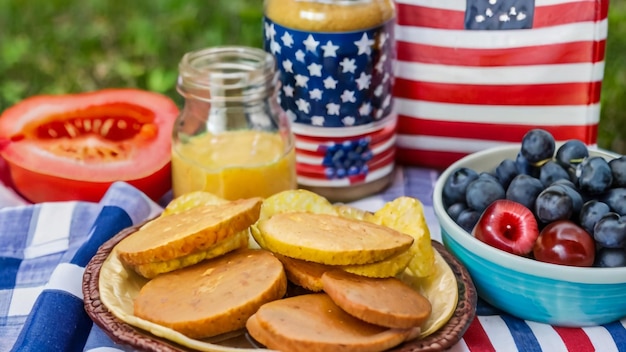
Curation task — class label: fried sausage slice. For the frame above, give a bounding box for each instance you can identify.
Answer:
[274,253,327,292]
[321,270,432,329]
[134,248,286,339]
[246,293,419,352]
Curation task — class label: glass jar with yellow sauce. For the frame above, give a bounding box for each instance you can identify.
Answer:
[171,46,297,200]
[263,0,397,203]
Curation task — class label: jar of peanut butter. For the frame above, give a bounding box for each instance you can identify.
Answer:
[263,0,397,203]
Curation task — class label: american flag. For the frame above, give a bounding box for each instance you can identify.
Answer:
[264,18,397,186]
[394,0,608,168]
[291,118,397,187]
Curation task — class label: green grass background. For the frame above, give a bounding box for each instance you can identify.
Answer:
[1,0,624,153]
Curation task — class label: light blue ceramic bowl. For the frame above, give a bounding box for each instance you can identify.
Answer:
[433,145,626,326]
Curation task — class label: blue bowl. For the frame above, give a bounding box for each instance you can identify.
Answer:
[433,145,626,326]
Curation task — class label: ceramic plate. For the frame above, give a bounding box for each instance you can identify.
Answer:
[83,224,477,352]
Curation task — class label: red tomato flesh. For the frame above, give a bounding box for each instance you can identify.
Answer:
[0,89,179,202]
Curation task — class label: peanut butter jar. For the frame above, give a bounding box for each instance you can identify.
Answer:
[263,0,397,202]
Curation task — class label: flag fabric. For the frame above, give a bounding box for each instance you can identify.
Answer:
[394,0,608,169]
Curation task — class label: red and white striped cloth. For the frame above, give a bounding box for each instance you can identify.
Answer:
[457,311,626,351]
[393,0,608,169]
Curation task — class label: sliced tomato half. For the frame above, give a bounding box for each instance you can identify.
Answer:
[0,89,179,203]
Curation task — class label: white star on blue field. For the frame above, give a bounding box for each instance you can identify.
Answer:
[263,19,395,128]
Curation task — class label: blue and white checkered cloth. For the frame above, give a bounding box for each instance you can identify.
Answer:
[0,182,162,352]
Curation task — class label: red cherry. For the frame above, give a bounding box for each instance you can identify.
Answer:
[533,220,596,267]
[472,199,539,256]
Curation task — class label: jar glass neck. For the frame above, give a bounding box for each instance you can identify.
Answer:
[177,46,276,103]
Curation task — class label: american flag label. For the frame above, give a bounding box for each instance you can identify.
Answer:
[394,0,608,168]
[263,17,398,187]
[263,18,395,128]
[293,115,397,186]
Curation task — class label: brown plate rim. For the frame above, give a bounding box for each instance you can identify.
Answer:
[83,223,477,352]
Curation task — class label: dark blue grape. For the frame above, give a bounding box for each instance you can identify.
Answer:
[520,129,556,164]
[446,202,468,222]
[465,177,505,213]
[456,209,481,233]
[535,185,573,223]
[552,178,577,189]
[442,167,479,207]
[550,182,583,220]
[602,188,626,216]
[577,156,613,195]
[539,161,571,187]
[515,151,539,177]
[506,174,544,210]
[593,213,626,248]
[555,139,589,167]
[579,200,611,235]
[609,156,626,187]
[495,159,518,188]
[595,247,626,267]
[477,172,501,185]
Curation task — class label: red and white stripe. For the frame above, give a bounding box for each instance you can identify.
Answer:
[394,0,609,169]
[456,316,626,351]
[293,115,397,187]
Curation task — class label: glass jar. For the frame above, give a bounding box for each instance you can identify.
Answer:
[171,46,297,200]
[263,0,397,203]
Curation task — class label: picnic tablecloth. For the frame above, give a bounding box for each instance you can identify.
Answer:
[1,166,625,352]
